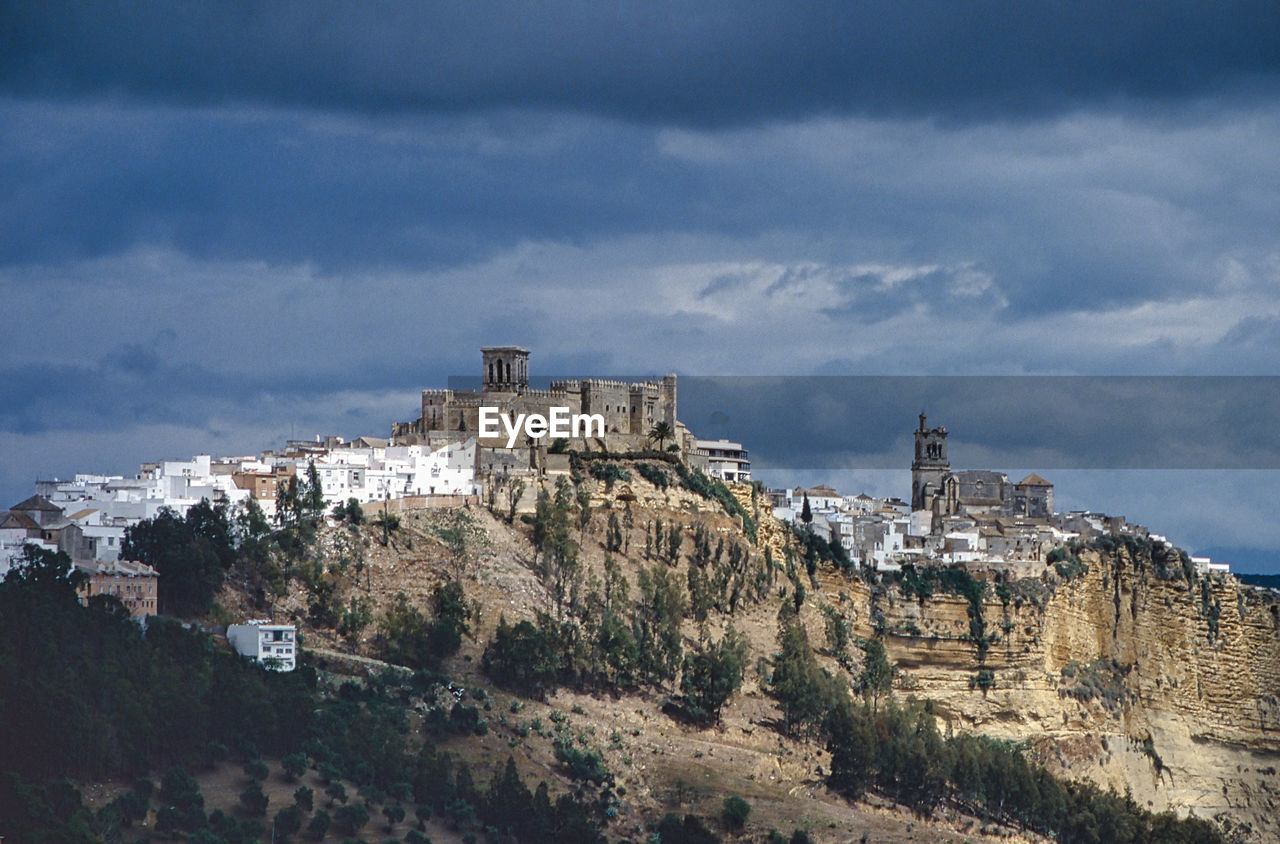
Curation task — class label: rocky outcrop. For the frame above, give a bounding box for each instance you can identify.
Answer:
[813,545,1280,838]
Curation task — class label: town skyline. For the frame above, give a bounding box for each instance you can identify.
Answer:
[5,4,1280,571]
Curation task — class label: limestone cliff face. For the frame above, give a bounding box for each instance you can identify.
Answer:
[552,474,1280,835]
[819,547,1280,838]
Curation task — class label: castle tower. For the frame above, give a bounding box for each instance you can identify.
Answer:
[662,373,677,428]
[481,346,529,393]
[911,412,949,511]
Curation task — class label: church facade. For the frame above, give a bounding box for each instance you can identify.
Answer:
[911,414,1054,522]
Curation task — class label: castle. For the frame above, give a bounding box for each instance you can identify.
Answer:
[911,413,1054,522]
[392,347,679,453]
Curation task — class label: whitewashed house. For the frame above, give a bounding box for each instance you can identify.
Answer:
[227,621,297,671]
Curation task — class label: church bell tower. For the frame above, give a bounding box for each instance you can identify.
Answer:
[911,412,949,511]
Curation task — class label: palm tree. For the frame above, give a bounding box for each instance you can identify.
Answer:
[648,421,674,452]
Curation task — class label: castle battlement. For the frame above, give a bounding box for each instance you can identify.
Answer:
[394,347,677,444]
[581,378,633,390]
[524,387,571,400]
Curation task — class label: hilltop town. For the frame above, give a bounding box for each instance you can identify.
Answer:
[2,346,1229,604]
[3,346,1277,844]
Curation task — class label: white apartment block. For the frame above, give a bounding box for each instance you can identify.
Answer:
[694,439,751,483]
[227,621,297,671]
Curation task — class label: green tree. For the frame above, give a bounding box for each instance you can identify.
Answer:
[485,756,533,837]
[276,475,302,526]
[379,583,469,669]
[800,493,812,525]
[374,507,401,547]
[857,637,896,715]
[333,497,364,525]
[482,614,562,696]
[305,808,331,839]
[239,781,269,816]
[339,596,374,644]
[303,461,326,519]
[6,544,85,593]
[294,785,314,812]
[634,564,686,684]
[769,614,840,737]
[505,479,525,524]
[382,802,407,831]
[821,605,851,665]
[274,804,304,838]
[426,580,470,658]
[648,421,674,451]
[333,801,370,835]
[282,752,308,781]
[605,511,623,553]
[680,626,749,725]
[122,502,233,616]
[825,698,876,799]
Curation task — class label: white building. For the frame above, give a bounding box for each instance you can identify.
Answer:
[227,621,297,671]
[695,439,751,483]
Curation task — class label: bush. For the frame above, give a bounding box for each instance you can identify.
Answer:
[588,461,631,488]
[553,738,612,786]
[721,795,751,829]
[635,462,671,489]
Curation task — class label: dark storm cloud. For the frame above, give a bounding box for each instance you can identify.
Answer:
[3,2,1279,125]
[0,349,427,436]
[5,101,1276,324]
[678,376,1280,470]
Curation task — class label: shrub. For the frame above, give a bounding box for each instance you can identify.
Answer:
[635,462,671,489]
[588,461,631,488]
[553,737,612,786]
[722,795,751,829]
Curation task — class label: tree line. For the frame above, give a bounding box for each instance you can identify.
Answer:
[0,545,610,843]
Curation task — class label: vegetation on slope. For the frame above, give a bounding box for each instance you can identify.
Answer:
[0,545,607,843]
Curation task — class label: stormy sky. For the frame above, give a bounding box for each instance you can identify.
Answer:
[4,2,1280,569]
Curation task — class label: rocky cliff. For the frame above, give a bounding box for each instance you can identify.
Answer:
[809,540,1280,839]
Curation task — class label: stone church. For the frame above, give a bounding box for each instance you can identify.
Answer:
[910,413,1054,521]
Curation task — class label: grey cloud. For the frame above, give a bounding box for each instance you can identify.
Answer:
[3,2,1279,126]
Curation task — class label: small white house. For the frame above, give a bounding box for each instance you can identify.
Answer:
[227,621,297,671]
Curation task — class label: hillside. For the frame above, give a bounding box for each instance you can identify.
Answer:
[201,454,1277,842]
